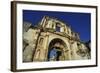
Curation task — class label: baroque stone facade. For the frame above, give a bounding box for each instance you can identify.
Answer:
[23,16,90,62]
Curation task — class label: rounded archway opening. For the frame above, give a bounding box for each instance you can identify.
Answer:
[47,38,67,61]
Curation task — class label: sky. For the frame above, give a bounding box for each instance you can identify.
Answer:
[23,10,91,42]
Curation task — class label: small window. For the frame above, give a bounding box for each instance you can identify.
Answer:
[56,23,61,32]
[52,24,54,28]
[77,43,80,46]
[56,25,60,32]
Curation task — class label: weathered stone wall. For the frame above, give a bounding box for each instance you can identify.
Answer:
[23,28,40,62]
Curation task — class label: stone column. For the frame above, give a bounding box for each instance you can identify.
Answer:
[33,33,49,61]
[33,47,46,62]
[64,40,71,60]
[43,34,49,61]
[64,48,72,60]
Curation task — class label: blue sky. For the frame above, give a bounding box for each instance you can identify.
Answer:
[23,10,91,42]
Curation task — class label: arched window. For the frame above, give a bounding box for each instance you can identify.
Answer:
[56,23,61,32]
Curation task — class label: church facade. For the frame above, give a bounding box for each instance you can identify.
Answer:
[23,16,90,62]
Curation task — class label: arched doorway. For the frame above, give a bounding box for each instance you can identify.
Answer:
[47,38,67,61]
